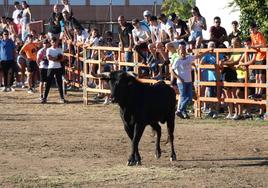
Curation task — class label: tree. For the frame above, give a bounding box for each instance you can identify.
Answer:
[228,0,268,41]
[161,0,196,21]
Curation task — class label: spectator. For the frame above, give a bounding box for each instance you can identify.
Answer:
[12,1,22,36]
[21,1,32,42]
[6,17,18,40]
[41,37,65,104]
[117,15,134,68]
[19,34,40,93]
[166,13,190,54]
[74,26,89,46]
[249,22,267,100]
[0,30,16,92]
[209,16,228,48]
[48,4,63,39]
[0,17,7,33]
[141,10,151,31]
[37,39,50,100]
[172,41,212,119]
[221,37,243,120]
[131,18,150,64]
[188,6,207,49]
[62,0,73,17]
[16,37,27,88]
[228,20,242,46]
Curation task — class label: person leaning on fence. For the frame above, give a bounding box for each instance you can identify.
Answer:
[41,37,65,104]
[200,41,224,118]
[249,22,267,100]
[172,41,213,119]
[0,30,16,92]
[220,37,243,120]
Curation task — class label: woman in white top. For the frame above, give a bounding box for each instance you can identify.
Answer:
[188,6,206,49]
[132,18,150,63]
[21,1,31,42]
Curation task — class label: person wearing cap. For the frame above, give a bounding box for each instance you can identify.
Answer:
[141,10,151,31]
[36,39,50,100]
[249,22,267,101]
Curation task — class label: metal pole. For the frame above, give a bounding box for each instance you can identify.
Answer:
[109,0,113,32]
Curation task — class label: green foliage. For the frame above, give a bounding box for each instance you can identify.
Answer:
[229,0,268,41]
[161,0,196,21]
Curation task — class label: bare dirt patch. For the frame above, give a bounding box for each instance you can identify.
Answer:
[0,89,268,187]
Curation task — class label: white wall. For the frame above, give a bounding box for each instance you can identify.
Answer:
[196,0,240,40]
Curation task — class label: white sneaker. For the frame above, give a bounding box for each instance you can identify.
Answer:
[1,87,8,92]
[27,88,34,94]
[103,97,111,105]
[10,87,15,92]
[224,114,232,120]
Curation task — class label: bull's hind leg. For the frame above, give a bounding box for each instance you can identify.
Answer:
[167,117,176,161]
[151,123,161,159]
[127,124,145,166]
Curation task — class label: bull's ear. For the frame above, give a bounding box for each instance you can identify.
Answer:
[98,72,111,81]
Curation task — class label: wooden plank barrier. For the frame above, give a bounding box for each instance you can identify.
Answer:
[81,46,267,120]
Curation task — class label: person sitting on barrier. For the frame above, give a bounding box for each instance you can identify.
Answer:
[220,37,243,120]
[41,37,65,104]
[166,13,190,55]
[172,41,212,119]
[209,16,228,48]
[131,18,150,64]
[188,6,207,50]
[249,22,267,101]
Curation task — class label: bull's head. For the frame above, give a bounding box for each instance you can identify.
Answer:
[100,71,136,104]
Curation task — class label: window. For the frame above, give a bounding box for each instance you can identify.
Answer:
[25,0,46,5]
[0,0,4,5]
[49,0,60,5]
[90,0,125,5]
[129,0,163,5]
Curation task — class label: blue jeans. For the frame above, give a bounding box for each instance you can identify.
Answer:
[177,82,193,113]
[124,51,133,71]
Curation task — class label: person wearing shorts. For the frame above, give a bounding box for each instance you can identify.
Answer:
[37,39,50,100]
[19,34,40,93]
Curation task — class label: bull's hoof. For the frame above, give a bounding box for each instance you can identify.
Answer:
[136,161,142,166]
[127,160,136,166]
[170,155,177,161]
[155,151,161,159]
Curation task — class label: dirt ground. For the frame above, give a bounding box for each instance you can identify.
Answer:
[0,88,268,188]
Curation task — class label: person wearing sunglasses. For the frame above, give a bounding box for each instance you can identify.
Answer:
[209,16,228,48]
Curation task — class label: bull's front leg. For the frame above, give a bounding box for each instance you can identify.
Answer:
[127,123,145,166]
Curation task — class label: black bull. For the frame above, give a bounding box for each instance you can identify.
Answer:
[101,71,177,166]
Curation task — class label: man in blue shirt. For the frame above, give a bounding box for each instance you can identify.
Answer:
[0,30,16,92]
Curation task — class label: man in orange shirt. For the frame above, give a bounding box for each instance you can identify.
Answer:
[250,22,266,99]
[19,34,40,93]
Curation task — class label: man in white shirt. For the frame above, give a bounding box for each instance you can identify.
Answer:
[172,41,212,119]
[41,37,66,104]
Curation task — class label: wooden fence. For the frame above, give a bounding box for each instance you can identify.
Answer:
[63,45,268,120]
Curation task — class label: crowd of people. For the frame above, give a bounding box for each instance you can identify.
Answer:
[0,1,267,120]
